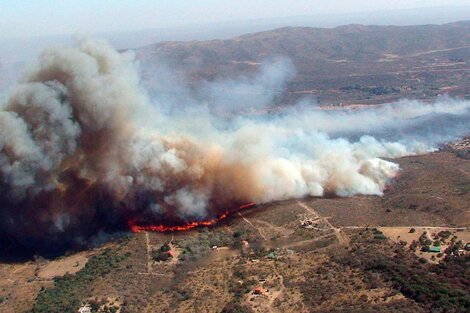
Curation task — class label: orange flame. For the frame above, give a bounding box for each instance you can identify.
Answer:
[128,202,256,233]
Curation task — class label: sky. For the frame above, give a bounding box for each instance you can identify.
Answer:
[1,0,470,38]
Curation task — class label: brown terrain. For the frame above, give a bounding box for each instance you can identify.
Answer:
[137,21,470,106]
[0,149,469,313]
[1,22,470,313]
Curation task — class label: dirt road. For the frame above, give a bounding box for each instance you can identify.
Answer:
[296,201,349,245]
[238,212,268,241]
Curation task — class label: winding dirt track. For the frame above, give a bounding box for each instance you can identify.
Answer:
[296,201,349,245]
[237,212,268,240]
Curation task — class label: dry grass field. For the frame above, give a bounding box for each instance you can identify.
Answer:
[306,151,470,228]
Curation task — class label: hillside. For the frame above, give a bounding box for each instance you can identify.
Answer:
[1,150,469,312]
[1,21,470,313]
[137,21,470,105]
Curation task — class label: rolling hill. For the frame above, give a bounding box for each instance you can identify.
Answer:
[137,21,470,105]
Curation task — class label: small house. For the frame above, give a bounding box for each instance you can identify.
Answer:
[78,305,91,313]
[253,287,266,295]
[428,246,441,253]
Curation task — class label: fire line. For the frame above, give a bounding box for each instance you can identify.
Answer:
[128,202,256,233]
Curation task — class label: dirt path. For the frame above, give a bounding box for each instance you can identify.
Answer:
[249,265,286,313]
[347,67,470,78]
[138,232,183,276]
[460,169,470,178]
[267,268,285,313]
[238,212,268,241]
[296,201,320,219]
[342,226,468,230]
[137,232,153,275]
[405,45,470,58]
[296,201,349,245]
[11,264,29,274]
[253,219,294,237]
[145,232,151,273]
[336,229,350,245]
[425,230,434,241]
[281,233,336,249]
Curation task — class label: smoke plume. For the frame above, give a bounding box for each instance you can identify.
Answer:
[0,39,469,256]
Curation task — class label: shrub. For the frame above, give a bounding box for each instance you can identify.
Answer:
[374,234,387,240]
[29,248,124,313]
[160,242,171,252]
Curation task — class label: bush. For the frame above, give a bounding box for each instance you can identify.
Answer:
[160,242,171,252]
[152,250,172,262]
[29,248,125,313]
[436,230,452,240]
[357,248,469,311]
[221,302,254,313]
[175,228,237,261]
[109,307,118,313]
[233,230,244,238]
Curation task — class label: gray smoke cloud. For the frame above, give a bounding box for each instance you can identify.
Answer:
[0,38,469,254]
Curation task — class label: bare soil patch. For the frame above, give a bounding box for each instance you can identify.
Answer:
[38,253,89,279]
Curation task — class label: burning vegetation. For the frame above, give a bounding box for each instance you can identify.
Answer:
[0,39,469,257]
[128,202,255,233]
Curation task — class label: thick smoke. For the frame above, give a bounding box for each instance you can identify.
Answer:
[0,39,469,256]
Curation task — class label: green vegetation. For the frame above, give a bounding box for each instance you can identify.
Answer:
[228,259,257,306]
[221,302,254,313]
[418,232,432,248]
[372,228,387,240]
[175,228,240,261]
[152,242,173,262]
[160,242,170,252]
[335,230,470,312]
[364,254,468,310]
[87,299,120,313]
[340,84,399,96]
[29,248,125,313]
[436,230,452,241]
[445,240,465,256]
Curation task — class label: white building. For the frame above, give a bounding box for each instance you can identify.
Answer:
[78,305,91,313]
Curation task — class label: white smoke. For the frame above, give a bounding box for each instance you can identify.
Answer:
[0,38,469,243]
[201,58,295,114]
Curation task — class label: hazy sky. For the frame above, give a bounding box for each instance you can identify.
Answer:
[1,0,469,38]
